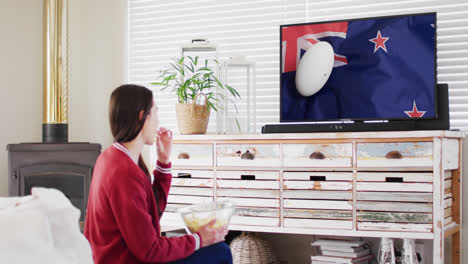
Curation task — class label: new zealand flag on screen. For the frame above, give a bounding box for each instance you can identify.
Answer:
[281,14,436,121]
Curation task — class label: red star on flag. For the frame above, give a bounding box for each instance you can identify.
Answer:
[405,101,426,118]
[369,30,389,53]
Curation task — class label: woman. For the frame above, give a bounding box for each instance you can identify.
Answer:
[84,84,232,264]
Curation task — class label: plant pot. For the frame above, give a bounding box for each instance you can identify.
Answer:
[175,94,210,134]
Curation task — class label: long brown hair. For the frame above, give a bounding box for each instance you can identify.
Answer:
[109,84,153,179]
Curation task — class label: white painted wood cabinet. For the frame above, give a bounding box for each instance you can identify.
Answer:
[160,131,464,263]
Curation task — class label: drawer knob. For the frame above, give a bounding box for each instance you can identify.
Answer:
[241,150,255,160]
[177,152,190,159]
[385,151,403,159]
[309,151,325,159]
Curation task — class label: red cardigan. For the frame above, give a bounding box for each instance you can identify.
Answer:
[84,144,200,264]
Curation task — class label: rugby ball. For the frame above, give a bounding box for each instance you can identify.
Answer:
[295,41,334,97]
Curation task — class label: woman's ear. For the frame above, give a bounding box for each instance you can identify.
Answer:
[139,110,145,121]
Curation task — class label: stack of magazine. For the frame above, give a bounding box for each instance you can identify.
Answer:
[311,239,373,264]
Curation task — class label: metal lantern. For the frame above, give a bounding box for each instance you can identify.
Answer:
[181,39,218,59]
[219,56,256,134]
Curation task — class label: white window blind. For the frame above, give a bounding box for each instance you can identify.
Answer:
[128,0,468,132]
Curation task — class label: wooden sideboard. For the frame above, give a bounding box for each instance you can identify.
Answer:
[159,130,464,263]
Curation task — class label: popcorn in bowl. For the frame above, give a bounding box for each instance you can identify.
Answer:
[177,201,235,234]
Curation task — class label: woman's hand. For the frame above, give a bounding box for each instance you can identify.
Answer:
[156,127,172,164]
[197,219,229,247]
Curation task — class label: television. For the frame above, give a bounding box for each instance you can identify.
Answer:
[264,12,442,133]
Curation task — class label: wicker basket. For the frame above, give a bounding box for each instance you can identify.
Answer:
[175,93,210,134]
[230,232,281,264]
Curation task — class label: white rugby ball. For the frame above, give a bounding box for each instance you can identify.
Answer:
[295,41,334,97]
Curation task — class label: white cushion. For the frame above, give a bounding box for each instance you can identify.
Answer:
[0,187,93,264]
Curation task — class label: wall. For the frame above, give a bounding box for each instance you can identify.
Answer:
[0,0,43,196]
[0,0,126,197]
[68,0,126,148]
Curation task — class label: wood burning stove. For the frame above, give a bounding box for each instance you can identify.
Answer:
[7,143,101,221]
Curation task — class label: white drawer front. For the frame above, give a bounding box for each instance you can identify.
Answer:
[357,142,433,170]
[283,171,353,229]
[217,171,279,180]
[283,209,352,220]
[284,219,353,230]
[169,187,213,196]
[172,170,214,179]
[284,199,352,210]
[171,169,214,188]
[357,201,432,213]
[216,170,280,227]
[357,172,433,232]
[357,222,432,232]
[357,192,432,203]
[217,197,279,208]
[284,190,352,200]
[230,216,280,227]
[357,172,432,183]
[168,170,214,211]
[171,178,214,188]
[172,144,213,167]
[217,189,279,199]
[284,172,352,181]
[217,171,280,190]
[283,143,352,168]
[216,144,280,168]
[217,180,279,190]
[168,195,213,204]
[356,182,432,192]
[284,181,352,191]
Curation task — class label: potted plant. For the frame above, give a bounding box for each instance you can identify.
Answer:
[152,56,240,134]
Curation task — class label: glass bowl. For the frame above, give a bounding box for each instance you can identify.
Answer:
[177,201,235,234]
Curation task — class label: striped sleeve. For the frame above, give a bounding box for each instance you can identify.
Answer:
[155,162,171,174]
[191,233,201,251]
[153,161,172,215]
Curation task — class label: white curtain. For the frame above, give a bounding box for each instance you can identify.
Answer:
[128,0,468,131]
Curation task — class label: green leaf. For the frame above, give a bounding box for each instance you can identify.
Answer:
[229,98,239,112]
[198,67,213,72]
[207,101,217,112]
[235,118,241,132]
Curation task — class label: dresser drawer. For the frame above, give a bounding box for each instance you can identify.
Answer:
[283,172,353,191]
[167,170,214,213]
[356,172,433,232]
[357,142,433,170]
[283,143,352,168]
[217,170,280,227]
[171,170,214,188]
[172,144,213,167]
[162,170,214,228]
[216,144,280,168]
[356,172,433,192]
[283,172,353,230]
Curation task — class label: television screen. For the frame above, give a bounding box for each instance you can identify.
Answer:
[280,13,436,122]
